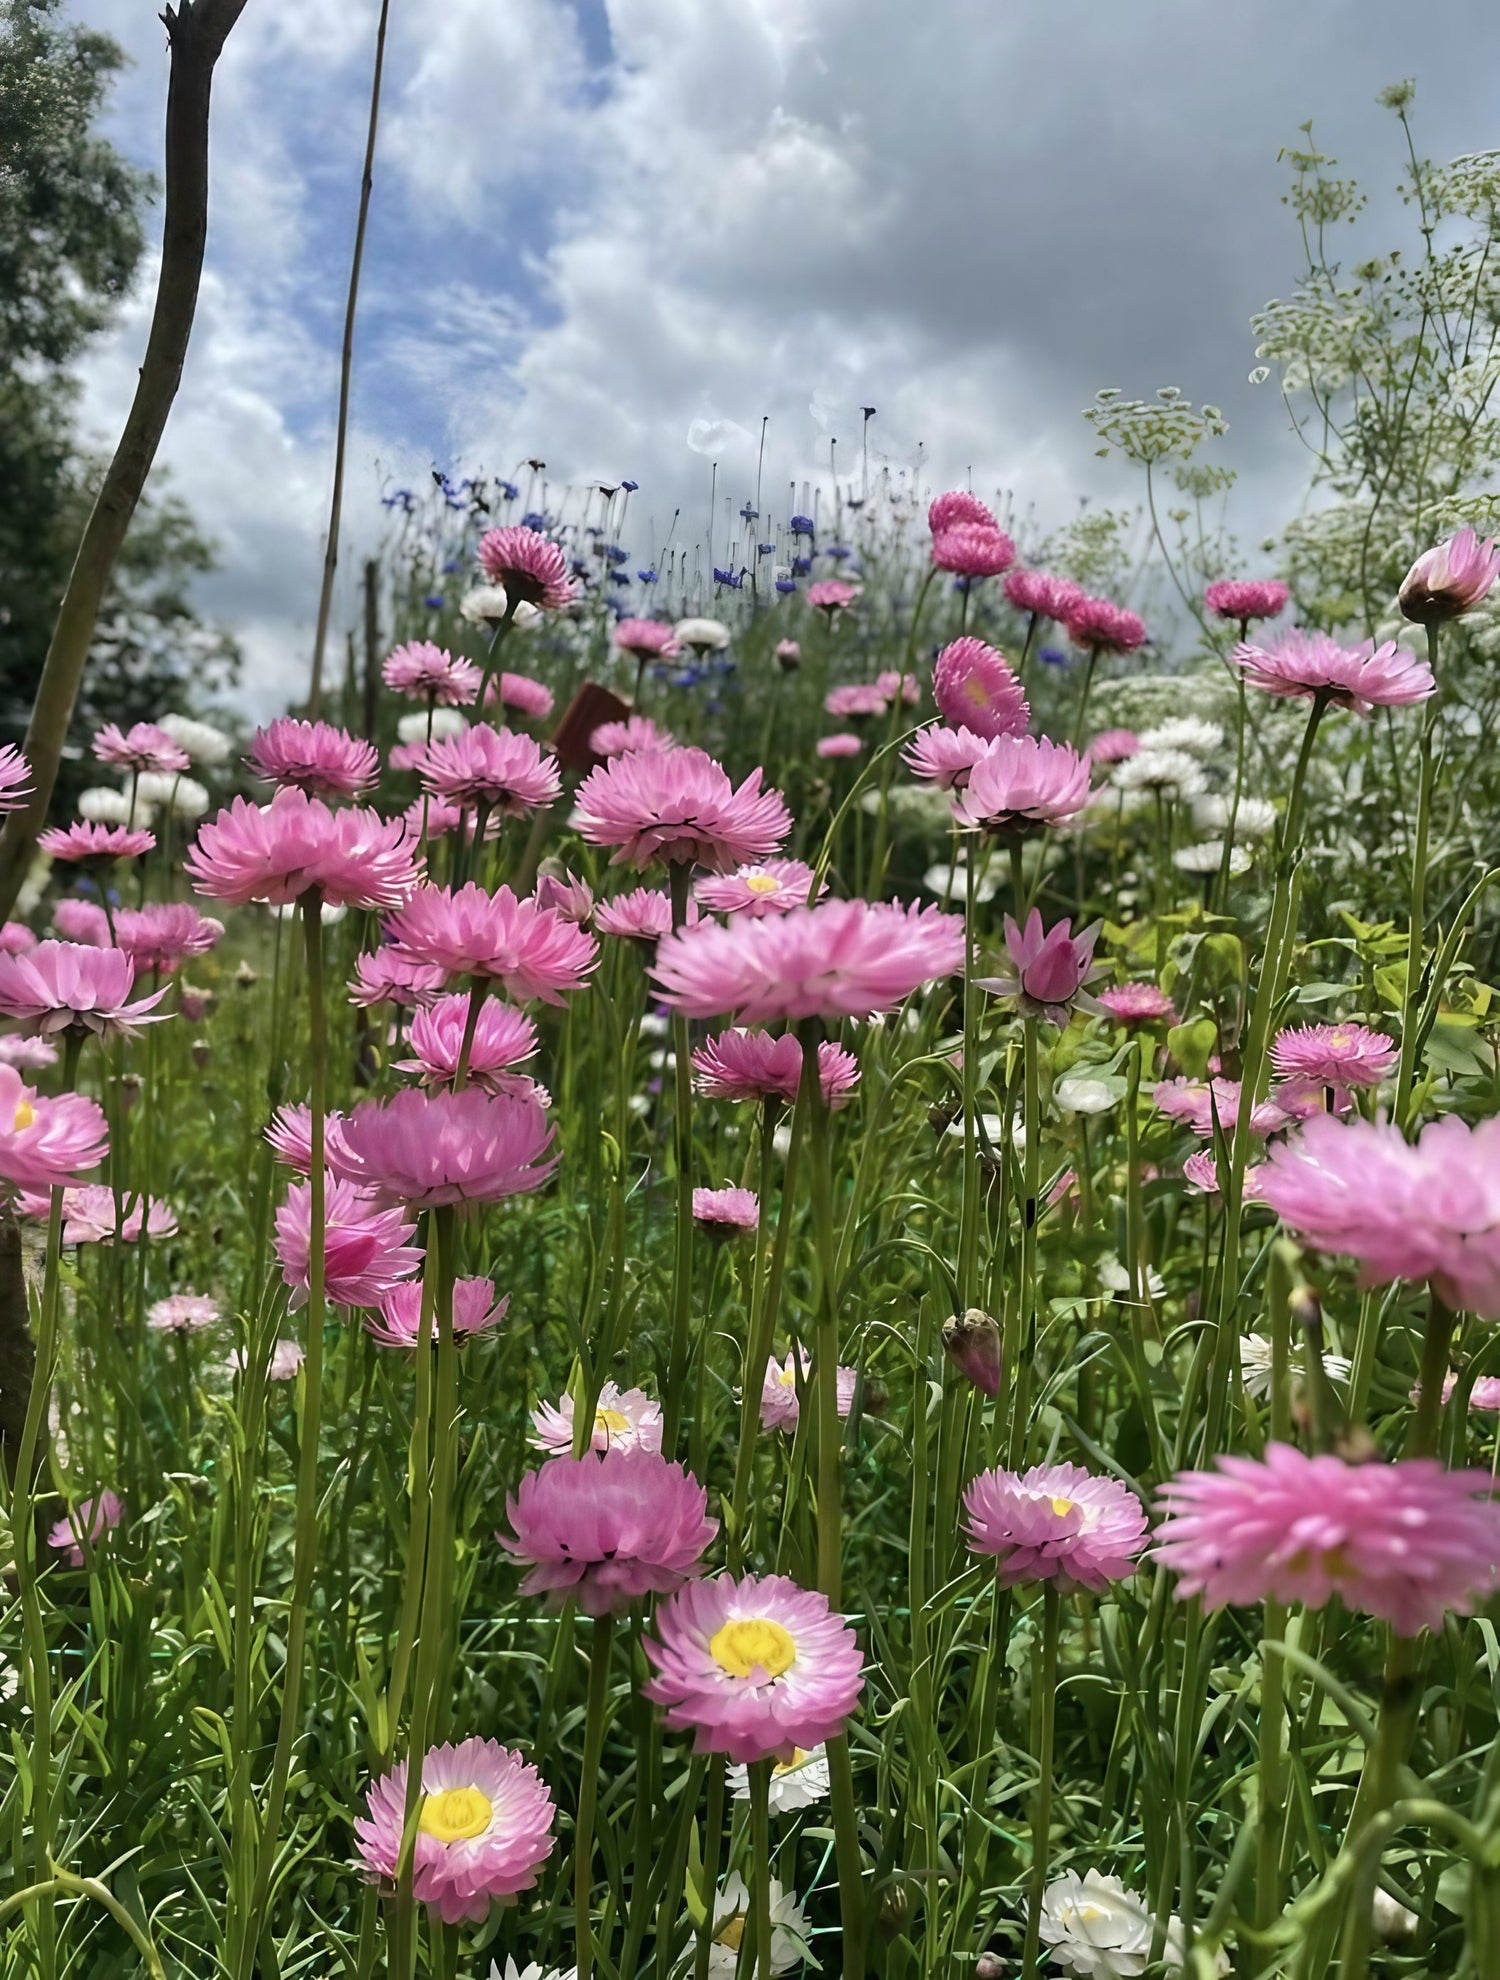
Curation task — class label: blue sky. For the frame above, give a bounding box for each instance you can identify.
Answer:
[70,0,1500,711]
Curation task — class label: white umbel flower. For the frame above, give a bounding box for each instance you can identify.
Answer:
[397,708,468,746]
[728,1744,830,1813]
[1173,839,1250,876]
[1110,749,1207,800]
[158,713,231,766]
[1193,793,1277,839]
[674,616,730,654]
[1238,1333,1352,1401]
[1137,716,1224,756]
[708,1873,816,1976]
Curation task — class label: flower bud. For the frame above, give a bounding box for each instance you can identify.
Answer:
[976,1956,1005,1979]
[190,1037,210,1071]
[1399,528,1500,624]
[942,1307,1002,1399]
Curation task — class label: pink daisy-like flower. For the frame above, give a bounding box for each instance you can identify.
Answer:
[981,910,1101,1025]
[483,671,555,721]
[693,1185,759,1234]
[247,718,378,800]
[1258,1112,1500,1317]
[1154,1076,1289,1141]
[354,1737,557,1925]
[531,1382,664,1456]
[0,1035,57,1069]
[1003,569,1085,621]
[643,1571,865,1763]
[614,618,681,661]
[929,490,997,534]
[1274,1078,1355,1123]
[824,684,888,721]
[1153,1443,1500,1635]
[37,821,156,864]
[653,898,964,1024]
[348,947,449,1010]
[222,1339,305,1382]
[274,1174,422,1308]
[383,883,598,1003]
[1089,728,1140,765]
[575,746,791,873]
[186,790,422,910]
[903,723,991,791]
[25,1185,176,1244]
[1182,1148,1266,1200]
[951,735,1095,835]
[0,1064,108,1194]
[1270,1022,1397,1090]
[875,670,921,705]
[1097,982,1176,1025]
[500,1446,718,1614]
[1065,596,1147,655]
[0,744,32,814]
[335,1087,558,1207]
[0,941,168,1039]
[964,1459,1148,1593]
[932,637,1029,741]
[382,641,482,705]
[148,1291,220,1334]
[477,525,576,611]
[47,1491,125,1566]
[366,1276,510,1349]
[1443,1370,1500,1413]
[420,724,562,816]
[817,734,862,760]
[932,523,1015,578]
[1400,528,1500,625]
[403,794,498,843]
[1205,578,1289,624]
[692,1029,860,1110]
[591,715,675,758]
[594,887,680,943]
[806,578,861,614]
[534,869,595,924]
[759,1348,856,1432]
[396,992,539,1096]
[1233,631,1434,712]
[52,899,109,945]
[696,860,821,918]
[113,903,223,976]
[93,722,190,775]
[264,1103,352,1174]
[0,923,36,955]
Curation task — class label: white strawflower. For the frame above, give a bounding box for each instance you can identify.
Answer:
[945,1112,1023,1149]
[1238,1333,1352,1401]
[1055,1077,1116,1115]
[1193,793,1277,839]
[1173,839,1250,876]
[489,1959,577,1980]
[460,584,511,625]
[1111,749,1207,800]
[134,771,209,818]
[1036,1870,1228,1979]
[708,1873,814,1976]
[275,900,348,926]
[77,786,134,825]
[1098,1256,1165,1302]
[674,616,730,654]
[1370,1888,1419,1940]
[728,1743,830,1813]
[1137,716,1224,756]
[397,708,468,746]
[923,860,998,903]
[158,713,231,766]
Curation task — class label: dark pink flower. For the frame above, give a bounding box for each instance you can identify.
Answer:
[0,940,168,1038]
[334,1087,558,1206]
[274,1174,422,1307]
[52,899,109,945]
[1399,529,1500,625]
[383,883,598,1002]
[1097,982,1176,1025]
[951,735,1095,834]
[1270,1022,1396,1089]
[533,869,595,923]
[38,821,155,864]
[396,992,540,1096]
[875,669,921,705]
[186,790,422,910]
[1065,596,1147,655]
[0,1064,108,1193]
[692,1185,759,1233]
[367,1276,510,1348]
[93,722,189,775]
[932,524,1015,579]
[903,723,991,791]
[983,910,1101,1023]
[692,1028,859,1109]
[1233,631,1433,712]
[0,923,36,955]
[420,724,562,816]
[614,618,680,660]
[476,525,576,610]
[348,947,448,1010]
[263,1103,353,1174]
[594,887,680,942]
[247,718,378,800]
[1154,1076,1289,1140]
[928,490,996,534]
[0,744,31,814]
[932,637,1029,740]
[483,671,555,721]
[1204,578,1289,624]
[113,903,222,976]
[575,745,791,873]
[965,1460,1148,1592]
[382,641,482,705]
[1003,569,1085,621]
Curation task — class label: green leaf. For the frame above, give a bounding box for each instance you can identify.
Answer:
[1167,1018,1217,1079]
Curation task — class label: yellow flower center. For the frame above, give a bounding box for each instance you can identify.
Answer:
[773,1747,809,1776]
[1050,1497,1075,1517]
[595,1406,631,1436]
[964,677,991,707]
[710,1617,797,1679]
[776,1365,798,1386]
[418,1786,492,1843]
[716,1917,747,1951]
[1329,1029,1352,1049]
[12,1099,34,1132]
[745,872,781,895]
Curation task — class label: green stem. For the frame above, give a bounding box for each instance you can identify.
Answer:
[1393,626,1440,1129]
[663,863,697,1453]
[1021,1584,1062,1979]
[748,1760,773,1980]
[575,1612,616,1980]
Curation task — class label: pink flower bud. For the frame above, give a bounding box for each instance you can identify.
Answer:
[942,1307,1002,1398]
[1399,528,1500,624]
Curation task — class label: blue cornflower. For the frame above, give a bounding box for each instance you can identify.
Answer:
[605,544,629,564]
[1039,646,1070,668]
[790,515,815,537]
[498,480,520,501]
[825,545,852,562]
[713,566,747,589]
[424,593,445,609]
[758,543,776,557]
[775,578,797,595]
[381,489,415,512]
[608,570,632,585]
[792,556,812,576]
[638,569,659,584]
[739,503,759,521]
[442,558,459,574]
[621,479,639,492]
[521,511,549,530]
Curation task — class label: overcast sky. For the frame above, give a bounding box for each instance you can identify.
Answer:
[69,0,1500,712]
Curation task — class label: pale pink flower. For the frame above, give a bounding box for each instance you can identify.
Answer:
[964,1460,1147,1592]
[594,886,698,943]
[875,670,921,705]
[0,941,168,1038]
[1154,1443,1500,1635]
[929,490,996,534]
[26,1184,176,1244]
[693,1185,759,1233]
[274,1175,422,1307]
[696,860,821,918]
[1233,631,1434,712]
[903,723,991,791]
[1154,1076,1288,1140]
[1182,1148,1265,1199]
[614,618,680,660]
[247,719,378,800]
[395,992,540,1096]
[759,1347,856,1432]
[366,1276,510,1348]
[501,1447,717,1614]
[982,910,1101,1024]
[483,671,555,721]
[1205,578,1289,624]
[824,683,889,720]
[148,1292,220,1334]
[591,715,674,758]
[806,578,861,614]
[1399,528,1500,624]
[951,735,1095,834]
[186,790,422,910]
[93,722,189,775]
[932,637,1029,740]
[692,1028,860,1109]
[817,732,862,759]
[0,744,31,813]
[1270,1023,1397,1089]
[1444,1370,1500,1413]
[531,1382,663,1456]
[47,1491,124,1566]
[52,899,109,945]
[382,641,481,705]
[653,898,964,1023]
[1097,982,1176,1025]
[113,903,222,976]
[1003,569,1085,621]
[575,746,790,872]
[38,821,155,863]
[0,1064,108,1193]
[775,639,801,668]
[263,1103,353,1174]
[420,724,561,815]
[1065,595,1147,654]
[334,1087,558,1207]
[402,793,495,843]
[1089,728,1140,765]
[383,883,598,1002]
[1274,1078,1355,1123]
[0,923,36,954]
[533,868,594,923]
[348,947,448,1010]
[0,1035,56,1069]
[477,525,576,610]
[932,524,1015,578]
[224,1339,305,1382]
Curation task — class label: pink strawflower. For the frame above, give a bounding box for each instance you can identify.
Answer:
[0,744,31,813]
[383,883,598,1002]
[1153,1443,1500,1635]
[643,1571,865,1763]
[223,1339,305,1382]
[185,790,422,910]
[951,735,1095,834]
[52,899,109,945]
[533,869,595,923]
[1274,1078,1355,1123]
[348,947,449,1010]
[148,1292,220,1334]
[964,1459,1148,1592]
[0,923,36,954]
[615,618,680,660]
[1065,595,1147,655]
[531,1382,664,1456]
[382,641,482,705]
[932,524,1015,578]
[903,723,991,791]
[1444,1370,1500,1413]
[113,903,223,976]
[806,578,861,614]
[25,1185,176,1244]
[366,1276,510,1348]
[693,1185,759,1233]
[594,887,678,942]
[875,670,921,705]
[354,1737,557,1925]
[591,715,675,758]
[93,722,189,775]
[696,860,821,918]
[653,898,964,1024]
[1097,982,1176,1025]
[775,639,801,668]
[981,909,1101,1025]
[817,733,861,760]
[0,941,168,1039]
[274,1174,422,1307]
[824,683,889,720]
[420,724,562,815]
[1258,1112,1500,1316]
[1089,728,1140,765]
[1233,631,1434,712]
[501,1447,717,1614]
[247,718,378,800]
[1400,528,1500,624]
[335,1087,558,1207]
[396,992,540,1097]
[0,1035,56,1069]
[575,746,791,873]
[477,525,576,610]
[692,1029,860,1109]
[1182,1148,1266,1200]
[264,1103,353,1174]
[1154,1076,1289,1140]
[38,821,155,863]
[932,637,1029,740]
[403,793,497,843]
[47,1491,124,1566]
[0,1064,108,1193]
[1003,569,1085,621]
[929,490,996,534]
[483,671,555,721]
[1205,578,1289,624]
[1270,1022,1397,1089]
[759,1348,856,1432]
